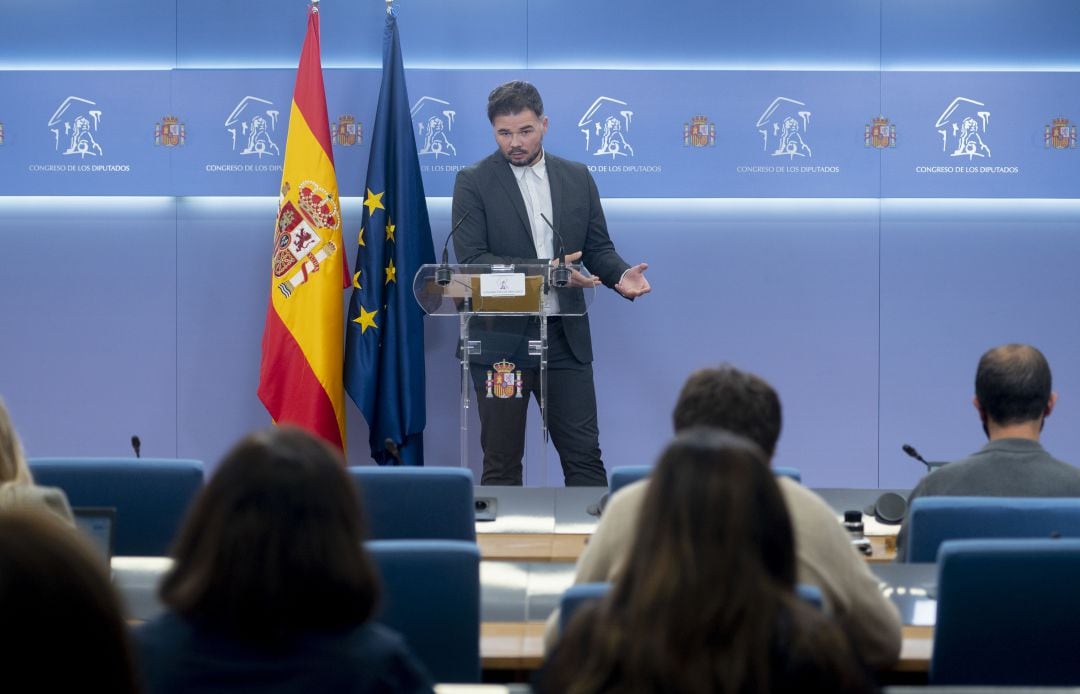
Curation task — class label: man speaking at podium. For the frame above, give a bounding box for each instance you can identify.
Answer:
[452,81,650,487]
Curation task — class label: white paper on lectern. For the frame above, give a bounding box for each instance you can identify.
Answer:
[480,273,526,297]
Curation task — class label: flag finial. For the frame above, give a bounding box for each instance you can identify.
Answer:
[311,0,319,13]
[386,0,394,16]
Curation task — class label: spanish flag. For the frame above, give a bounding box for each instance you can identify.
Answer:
[257,3,346,449]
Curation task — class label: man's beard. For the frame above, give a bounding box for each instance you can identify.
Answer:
[505,146,542,167]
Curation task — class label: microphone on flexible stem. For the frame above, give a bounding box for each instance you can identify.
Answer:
[436,210,471,287]
[539,213,569,288]
[384,438,404,466]
[902,443,934,472]
[131,435,141,459]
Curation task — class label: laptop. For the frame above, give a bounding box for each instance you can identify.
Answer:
[72,506,116,569]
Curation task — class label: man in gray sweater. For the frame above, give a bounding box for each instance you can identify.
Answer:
[895,343,1080,560]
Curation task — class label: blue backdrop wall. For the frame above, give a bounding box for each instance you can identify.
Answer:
[2,0,1079,488]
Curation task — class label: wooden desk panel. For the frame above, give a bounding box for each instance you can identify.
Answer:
[481,622,931,674]
[478,534,590,562]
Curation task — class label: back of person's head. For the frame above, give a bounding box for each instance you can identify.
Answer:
[487,80,544,123]
[0,398,33,487]
[975,344,1052,425]
[160,426,378,642]
[547,429,799,693]
[672,365,783,458]
[0,508,139,693]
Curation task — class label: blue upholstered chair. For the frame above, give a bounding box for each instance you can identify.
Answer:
[773,466,802,482]
[559,581,823,635]
[905,496,1080,563]
[28,457,203,556]
[366,539,481,683]
[347,466,476,542]
[608,465,651,496]
[932,538,1080,685]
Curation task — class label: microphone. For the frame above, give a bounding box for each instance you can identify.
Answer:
[384,438,404,466]
[131,435,141,458]
[902,443,946,473]
[539,213,569,288]
[436,210,471,286]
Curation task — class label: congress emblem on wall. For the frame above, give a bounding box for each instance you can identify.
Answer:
[412,96,456,158]
[865,116,896,149]
[154,116,186,147]
[225,96,280,158]
[49,96,104,158]
[683,116,716,148]
[756,97,812,159]
[332,115,362,147]
[579,97,636,159]
[935,97,991,160]
[1045,118,1077,150]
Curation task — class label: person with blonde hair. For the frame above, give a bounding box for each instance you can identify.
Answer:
[0,398,73,524]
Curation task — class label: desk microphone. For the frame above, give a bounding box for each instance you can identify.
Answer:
[902,443,947,473]
[384,438,404,466]
[539,213,569,288]
[436,210,471,286]
[131,435,141,458]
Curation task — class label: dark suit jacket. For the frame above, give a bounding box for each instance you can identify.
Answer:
[451,150,630,365]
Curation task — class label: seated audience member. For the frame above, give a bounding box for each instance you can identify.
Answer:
[0,508,139,693]
[895,343,1080,559]
[0,397,73,525]
[545,365,902,670]
[133,426,433,694]
[537,429,874,694]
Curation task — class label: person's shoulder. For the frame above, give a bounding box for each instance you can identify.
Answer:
[545,152,589,175]
[340,623,434,692]
[603,478,650,519]
[776,476,837,522]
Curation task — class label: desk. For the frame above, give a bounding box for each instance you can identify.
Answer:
[477,534,589,562]
[479,622,933,674]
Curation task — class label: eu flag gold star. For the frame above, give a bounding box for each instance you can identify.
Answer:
[352,271,361,289]
[385,258,397,285]
[352,306,378,333]
[385,218,396,242]
[357,226,366,247]
[363,189,385,217]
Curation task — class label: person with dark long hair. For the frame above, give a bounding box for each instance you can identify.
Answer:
[0,508,139,693]
[538,428,874,694]
[133,427,432,694]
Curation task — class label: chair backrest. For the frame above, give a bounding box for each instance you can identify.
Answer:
[29,457,204,556]
[558,582,823,635]
[608,466,650,496]
[347,467,476,541]
[905,496,1080,563]
[366,539,481,683]
[773,466,801,482]
[931,538,1080,685]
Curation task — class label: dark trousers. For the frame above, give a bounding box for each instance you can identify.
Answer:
[469,320,607,487]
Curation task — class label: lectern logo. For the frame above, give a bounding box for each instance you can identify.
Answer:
[865,116,896,149]
[332,115,362,147]
[49,96,104,158]
[411,96,457,158]
[225,96,280,158]
[683,116,716,148]
[578,97,635,159]
[1045,117,1077,150]
[486,360,523,399]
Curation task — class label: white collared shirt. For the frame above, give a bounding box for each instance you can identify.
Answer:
[510,151,560,314]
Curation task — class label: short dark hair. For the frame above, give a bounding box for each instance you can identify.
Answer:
[0,509,139,692]
[672,365,783,458]
[160,427,378,643]
[487,81,544,123]
[975,344,1053,426]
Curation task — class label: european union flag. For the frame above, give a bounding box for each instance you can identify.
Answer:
[345,11,435,465]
